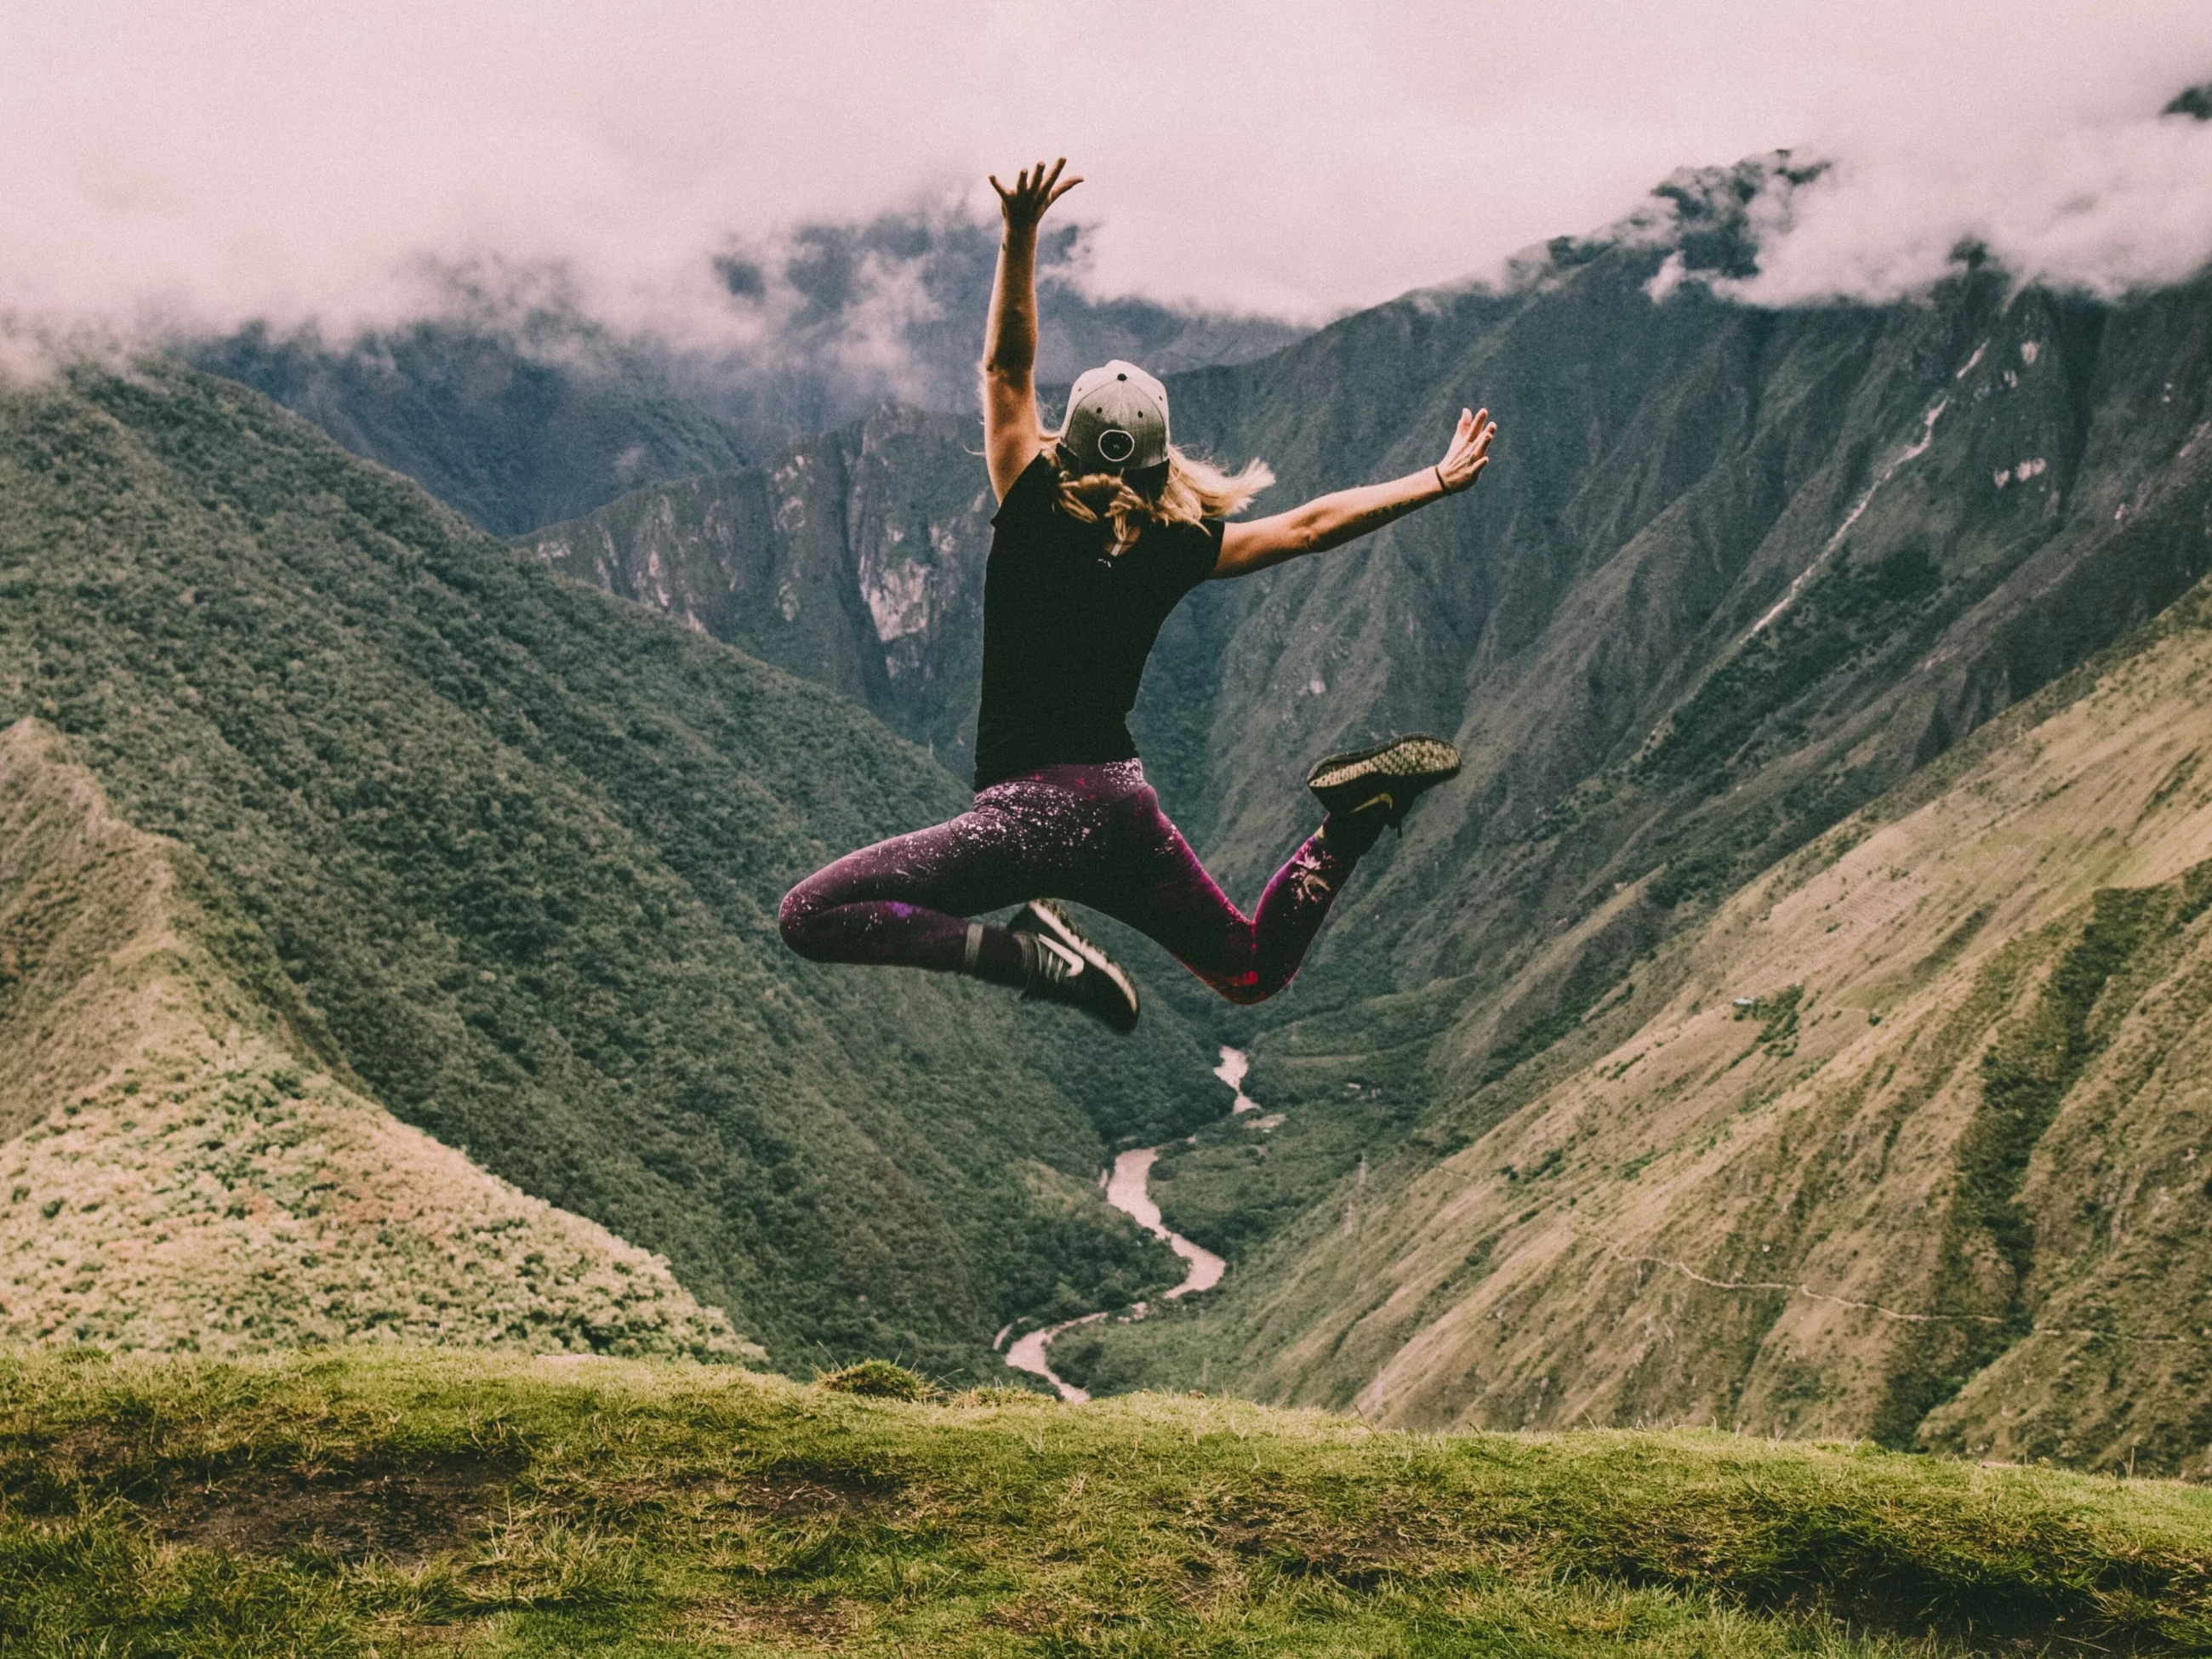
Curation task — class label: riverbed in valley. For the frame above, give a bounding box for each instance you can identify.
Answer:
[1001,1046,1257,1400]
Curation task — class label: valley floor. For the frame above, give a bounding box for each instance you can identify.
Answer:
[5,1348,2211,1656]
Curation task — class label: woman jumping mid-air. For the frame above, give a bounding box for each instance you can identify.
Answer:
[779,158,1497,1032]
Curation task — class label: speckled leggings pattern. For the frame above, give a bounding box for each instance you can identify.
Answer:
[778,760,1361,1005]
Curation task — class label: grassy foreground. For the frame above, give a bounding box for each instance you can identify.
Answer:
[3,1349,2211,1656]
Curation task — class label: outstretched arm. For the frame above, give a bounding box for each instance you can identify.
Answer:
[1211,408,1496,579]
[982,157,1081,499]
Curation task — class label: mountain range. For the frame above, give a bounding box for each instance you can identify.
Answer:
[4,119,2204,1468]
[191,202,1304,538]
[506,149,2212,1468]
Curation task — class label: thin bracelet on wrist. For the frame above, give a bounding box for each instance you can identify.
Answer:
[1434,463,1452,496]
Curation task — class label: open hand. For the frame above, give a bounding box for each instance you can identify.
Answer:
[1437,407,1496,493]
[989,157,1082,235]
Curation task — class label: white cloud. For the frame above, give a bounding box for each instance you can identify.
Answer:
[1,0,2207,347]
[1725,68,2212,303]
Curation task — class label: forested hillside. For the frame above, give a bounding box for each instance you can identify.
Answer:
[0,360,1219,1380]
[193,319,760,540]
[520,154,2212,1462]
[0,718,744,1358]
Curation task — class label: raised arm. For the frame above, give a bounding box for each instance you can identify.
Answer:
[982,158,1081,499]
[1212,407,1497,579]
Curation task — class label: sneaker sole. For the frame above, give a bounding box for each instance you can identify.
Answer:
[1306,734,1462,795]
[1013,899,1141,1032]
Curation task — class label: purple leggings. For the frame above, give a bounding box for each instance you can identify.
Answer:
[777,761,1362,1005]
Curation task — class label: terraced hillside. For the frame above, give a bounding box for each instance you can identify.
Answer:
[0,361,1212,1380]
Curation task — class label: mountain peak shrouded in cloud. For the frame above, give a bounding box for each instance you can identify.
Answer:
[689,203,1306,427]
[2169,83,2212,120]
[1707,74,2212,306]
[184,200,1308,535]
[1502,71,2212,315]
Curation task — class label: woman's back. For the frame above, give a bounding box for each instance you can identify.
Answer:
[972,453,1222,789]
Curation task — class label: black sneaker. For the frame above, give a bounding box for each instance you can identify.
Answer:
[1008,899,1140,1035]
[1306,733,1462,835]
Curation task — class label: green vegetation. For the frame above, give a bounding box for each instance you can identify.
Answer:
[815,1359,936,1401]
[193,319,755,537]
[0,361,1210,1381]
[0,718,744,1360]
[1734,983,1804,1058]
[1970,891,2159,1308]
[10,1347,2212,1656]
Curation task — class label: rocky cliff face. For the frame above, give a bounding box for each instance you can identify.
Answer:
[525,406,996,773]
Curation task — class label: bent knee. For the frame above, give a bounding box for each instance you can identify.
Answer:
[778,882,823,956]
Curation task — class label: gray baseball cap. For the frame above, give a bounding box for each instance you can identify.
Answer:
[1059,359,1170,475]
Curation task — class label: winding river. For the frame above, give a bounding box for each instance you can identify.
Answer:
[1001,1046,1251,1400]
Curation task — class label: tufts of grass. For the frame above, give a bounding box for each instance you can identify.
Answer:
[816,1360,936,1402]
[4,1346,2212,1656]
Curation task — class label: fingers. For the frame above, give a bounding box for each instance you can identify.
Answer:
[995,158,1080,221]
[1434,402,1498,493]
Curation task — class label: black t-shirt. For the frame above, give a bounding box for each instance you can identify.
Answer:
[972,453,1224,788]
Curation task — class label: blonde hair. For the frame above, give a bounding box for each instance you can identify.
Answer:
[1047,438,1274,554]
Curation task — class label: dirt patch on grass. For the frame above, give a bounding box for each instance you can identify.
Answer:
[984,1594,1062,1636]
[158,1453,519,1565]
[1194,1479,1436,1587]
[687,1593,858,1647]
[746,1457,913,1519]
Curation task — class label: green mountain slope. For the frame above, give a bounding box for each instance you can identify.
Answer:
[14,1347,2212,1655]
[526,156,2212,1462]
[0,359,1211,1380]
[1078,564,2212,1472]
[0,717,744,1358]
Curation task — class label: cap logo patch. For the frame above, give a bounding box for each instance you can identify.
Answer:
[1096,427,1137,464]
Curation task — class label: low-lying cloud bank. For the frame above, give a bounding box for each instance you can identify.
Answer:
[1723,85,2212,305]
[3,6,2209,382]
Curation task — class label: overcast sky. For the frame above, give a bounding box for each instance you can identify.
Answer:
[5,1,2211,342]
